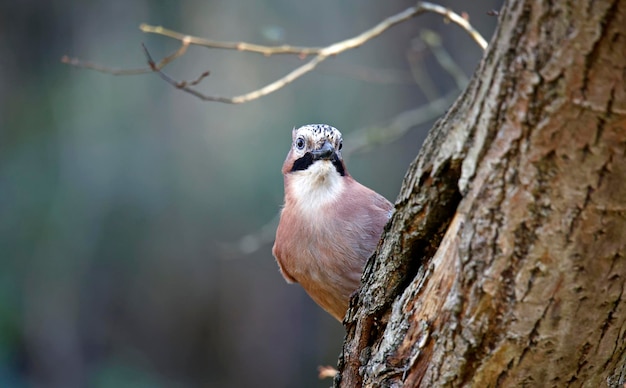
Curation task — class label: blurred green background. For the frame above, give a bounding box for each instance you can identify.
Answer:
[0,1,500,387]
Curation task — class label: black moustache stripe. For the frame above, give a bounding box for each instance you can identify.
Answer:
[290,153,346,176]
[332,154,346,176]
[290,153,314,172]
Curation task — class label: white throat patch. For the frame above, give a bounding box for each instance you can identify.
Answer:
[289,160,344,214]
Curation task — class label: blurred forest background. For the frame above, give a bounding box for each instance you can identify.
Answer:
[1,1,500,387]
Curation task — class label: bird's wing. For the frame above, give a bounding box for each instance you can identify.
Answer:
[272,231,298,284]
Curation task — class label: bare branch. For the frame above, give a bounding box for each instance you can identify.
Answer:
[139,24,324,56]
[146,2,487,104]
[63,2,487,104]
[140,2,487,56]
[157,4,434,103]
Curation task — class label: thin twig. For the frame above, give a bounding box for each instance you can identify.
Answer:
[344,90,460,156]
[407,39,440,101]
[424,3,488,50]
[61,40,190,75]
[318,366,339,379]
[419,29,469,90]
[344,28,470,156]
[59,57,150,75]
[142,43,223,100]
[187,71,211,87]
[140,45,209,89]
[317,63,416,85]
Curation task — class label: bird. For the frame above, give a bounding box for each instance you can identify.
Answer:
[272,124,393,321]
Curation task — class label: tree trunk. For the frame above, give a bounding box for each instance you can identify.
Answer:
[336,0,626,386]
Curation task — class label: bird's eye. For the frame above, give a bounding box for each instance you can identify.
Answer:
[295,137,305,150]
[338,141,343,151]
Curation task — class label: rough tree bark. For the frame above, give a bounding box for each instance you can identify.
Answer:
[336,0,626,386]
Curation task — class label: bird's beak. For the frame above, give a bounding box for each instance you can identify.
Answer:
[311,141,335,160]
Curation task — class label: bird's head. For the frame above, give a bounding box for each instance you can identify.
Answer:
[281,124,349,210]
[282,124,346,177]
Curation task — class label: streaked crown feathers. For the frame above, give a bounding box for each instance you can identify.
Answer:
[292,124,343,152]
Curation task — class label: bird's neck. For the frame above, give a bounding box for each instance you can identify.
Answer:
[284,160,346,216]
